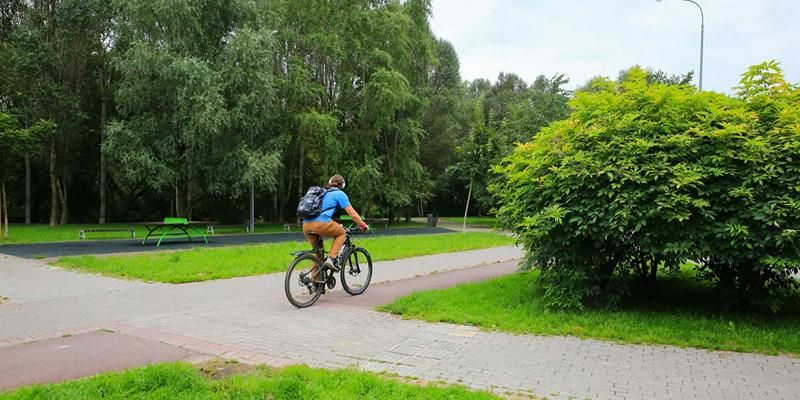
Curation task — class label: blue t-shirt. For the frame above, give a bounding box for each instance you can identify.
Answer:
[303,189,351,223]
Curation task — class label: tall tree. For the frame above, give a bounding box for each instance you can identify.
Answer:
[0,113,49,238]
[448,105,502,230]
[5,1,77,226]
[0,112,18,239]
[482,72,528,128]
[106,0,278,219]
[420,39,468,215]
[500,73,571,145]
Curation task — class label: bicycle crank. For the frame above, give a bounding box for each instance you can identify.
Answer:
[326,275,336,290]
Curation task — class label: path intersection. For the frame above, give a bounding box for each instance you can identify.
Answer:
[1,246,798,399]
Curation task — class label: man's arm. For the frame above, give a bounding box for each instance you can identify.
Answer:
[343,205,367,229]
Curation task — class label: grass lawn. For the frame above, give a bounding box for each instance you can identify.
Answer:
[0,221,424,245]
[55,232,515,283]
[379,270,800,357]
[0,362,500,400]
[441,216,499,228]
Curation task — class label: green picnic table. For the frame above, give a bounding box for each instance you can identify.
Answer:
[141,218,215,247]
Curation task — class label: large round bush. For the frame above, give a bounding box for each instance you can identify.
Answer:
[494,65,800,311]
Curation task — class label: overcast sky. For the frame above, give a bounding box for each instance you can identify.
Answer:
[430,0,799,93]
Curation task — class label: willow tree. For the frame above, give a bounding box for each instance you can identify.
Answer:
[266,0,440,221]
[106,0,279,218]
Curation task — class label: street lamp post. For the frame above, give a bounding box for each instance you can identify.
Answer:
[657,0,704,90]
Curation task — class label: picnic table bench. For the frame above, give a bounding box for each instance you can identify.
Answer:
[141,218,217,247]
[78,227,136,240]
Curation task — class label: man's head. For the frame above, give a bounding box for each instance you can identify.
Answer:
[328,174,346,189]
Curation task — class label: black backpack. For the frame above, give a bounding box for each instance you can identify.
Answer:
[297,187,339,219]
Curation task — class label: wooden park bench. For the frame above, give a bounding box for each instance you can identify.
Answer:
[78,227,136,240]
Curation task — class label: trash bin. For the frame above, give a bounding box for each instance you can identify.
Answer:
[426,214,438,227]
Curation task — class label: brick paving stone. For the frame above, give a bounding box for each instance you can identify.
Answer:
[2,248,800,399]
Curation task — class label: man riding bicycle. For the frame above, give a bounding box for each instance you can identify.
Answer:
[302,174,369,274]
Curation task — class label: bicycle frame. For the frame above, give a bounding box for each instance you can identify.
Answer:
[289,229,358,288]
[285,226,372,307]
[290,228,358,262]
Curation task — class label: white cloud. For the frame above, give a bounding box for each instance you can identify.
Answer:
[431,0,800,92]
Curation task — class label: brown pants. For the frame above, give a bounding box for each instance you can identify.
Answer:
[303,221,346,258]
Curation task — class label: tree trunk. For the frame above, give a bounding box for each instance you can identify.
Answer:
[99,91,107,224]
[176,182,187,218]
[57,177,68,225]
[272,192,278,223]
[49,141,58,227]
[297,143,304,202]
[280,166,294,223]
[2,181,8,239]
[25,154,31,224]
[648,258,659,283]
[463,178,473,233]
[186,181,192,220]
[173,178,192,219]
[0,181,4,240]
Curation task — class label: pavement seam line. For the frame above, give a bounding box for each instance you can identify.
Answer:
[0,324,108,348]
[111,322,296,367]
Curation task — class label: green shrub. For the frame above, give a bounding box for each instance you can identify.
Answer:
[493,63,800,311]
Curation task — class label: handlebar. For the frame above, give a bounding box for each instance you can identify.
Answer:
[344,225,371,235]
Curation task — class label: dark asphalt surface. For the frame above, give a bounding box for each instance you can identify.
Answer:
[0,227,454,259]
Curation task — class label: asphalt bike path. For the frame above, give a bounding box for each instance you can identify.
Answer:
[0,227,453,259]
[1,246,799,399]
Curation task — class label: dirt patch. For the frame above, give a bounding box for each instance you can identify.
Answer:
[197,359,260,380]
[193,359,538,399]
[374,372,540,400]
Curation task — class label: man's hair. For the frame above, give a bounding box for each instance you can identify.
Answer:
[327,174,345,189]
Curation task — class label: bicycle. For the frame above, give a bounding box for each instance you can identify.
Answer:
[284,226,373,308]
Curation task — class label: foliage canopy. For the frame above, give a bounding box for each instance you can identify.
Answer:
[494,64,800,311]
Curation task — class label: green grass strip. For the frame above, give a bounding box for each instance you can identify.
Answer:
[379,271,800,356]
[0,362,500,400]
[55,232,514,283]
[441,216,499,228]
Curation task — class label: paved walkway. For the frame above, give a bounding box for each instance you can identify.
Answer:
[1,248,799,399]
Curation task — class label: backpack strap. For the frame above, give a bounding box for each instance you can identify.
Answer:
[320,188,340,214]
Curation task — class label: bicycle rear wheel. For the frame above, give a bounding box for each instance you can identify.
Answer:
[285,254,324,308]
[340,247,372,295]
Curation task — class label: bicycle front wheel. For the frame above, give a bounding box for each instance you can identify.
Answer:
[340,247,372,295]
[285,254,324,308]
